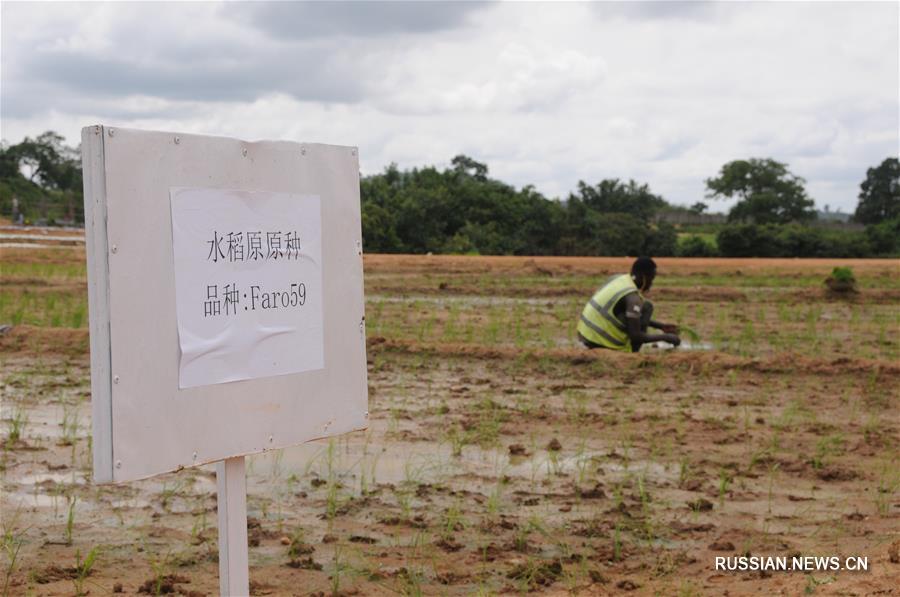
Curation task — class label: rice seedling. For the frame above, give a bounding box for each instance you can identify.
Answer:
[811,434,844,470]
[485,479,505,519]
[766,463,780,515]
[636,473,650,507]
[59,403,80,447]
[677,580,702,596]
[440,501,465,541]
[717,470,732,508]
[389,477,422,524]
[357,451,379,497]
[565,391,589,425]
[400,566,425,596]
[416,314,437,342]
[612,522,623,562]
[677,457,692,488]
[514,391,534,416]
[445,424,470,457]
[402,454,432,488]
[72,546,99,596]
[330,545,348,595]
[482,309,502,346]
[561,552,588,595]
[4,407,27,446]
[804,574,835,594]
[546,449,563,477]
[189,505,209,545]
[573,441,592,491]
[69,303,86,328]
[441,303,460,342]
[1,517,26,597]
[679,325,701,343]
[159,480,186,513]
[64,495,77,545]
[144,546,175,597]
[874,461,900,516]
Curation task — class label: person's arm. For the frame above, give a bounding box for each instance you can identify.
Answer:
[623,295,680,346]
[649,319,679,334]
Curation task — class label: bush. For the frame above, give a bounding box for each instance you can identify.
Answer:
[825,266,857,293]
[777,224,828,256]
[593,212,647,256]
[643,222,678,256]
[676,235,718,257]
[717,223,874,258]
[776,225,870,258]
[820,229,871,258]
[716,224,785,257]
[866,217,900,255]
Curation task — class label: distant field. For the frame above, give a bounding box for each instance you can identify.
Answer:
[676,231,717,245]
[1,247,898,594]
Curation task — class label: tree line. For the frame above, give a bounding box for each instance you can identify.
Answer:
[0,132,84,226]
[361,154,899,257]
[2,131,898,257]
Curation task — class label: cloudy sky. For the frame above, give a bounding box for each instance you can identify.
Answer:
[2,1,897,212]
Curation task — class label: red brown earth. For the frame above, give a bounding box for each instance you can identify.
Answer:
[1,251,898,595]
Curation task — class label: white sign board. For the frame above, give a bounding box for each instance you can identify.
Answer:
[170,188,324,388]
[82,125,368,483]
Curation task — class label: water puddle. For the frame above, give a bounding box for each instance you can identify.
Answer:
[17,471,86,486]
[247,439,460,487]
[246,436,679,494]
[0,242,75,249]
[648,341,715,351]
[2,399,90,442]
[368,294,573,306]
[0,234,84,243]
[5,491,63,509]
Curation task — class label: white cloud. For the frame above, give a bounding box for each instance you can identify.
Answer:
[1,1,896,213]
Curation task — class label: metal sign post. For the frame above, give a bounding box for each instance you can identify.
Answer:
[82,125,368,595]
[216,457,249,596]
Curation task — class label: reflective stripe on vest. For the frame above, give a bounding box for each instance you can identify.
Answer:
[576,274,639,351]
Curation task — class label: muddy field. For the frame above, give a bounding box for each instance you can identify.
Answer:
[2,244,899,596]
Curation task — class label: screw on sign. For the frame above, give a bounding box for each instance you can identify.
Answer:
[82,126,368,595]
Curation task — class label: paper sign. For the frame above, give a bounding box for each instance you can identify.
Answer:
[170,187,324,388]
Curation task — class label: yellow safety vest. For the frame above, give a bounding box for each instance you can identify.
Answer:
[576,274,641,351]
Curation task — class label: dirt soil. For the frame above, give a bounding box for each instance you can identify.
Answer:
[2,252,898,596]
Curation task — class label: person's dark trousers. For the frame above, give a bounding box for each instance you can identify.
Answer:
[577,331,603,349]
[631,300,654,353]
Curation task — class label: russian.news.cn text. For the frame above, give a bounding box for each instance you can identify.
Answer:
[715,555,868,573]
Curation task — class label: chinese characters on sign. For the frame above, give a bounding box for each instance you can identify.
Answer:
[203,282,307,317]
[170,187,324,389]
[206,230,303,263]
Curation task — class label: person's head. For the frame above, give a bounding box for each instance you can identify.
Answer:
[631,257,657,292]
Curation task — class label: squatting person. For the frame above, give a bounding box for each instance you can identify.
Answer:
[576,257,680,352]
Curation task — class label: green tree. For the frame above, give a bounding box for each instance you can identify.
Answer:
[450,154,488,181]
[866,217,900,255]
[360,201,401,253]
[570,178,666,223]
[0,131,84,224]
[854,157,900,224]
[706,158,815,224]
[13,132,82,191]
[359,158,674,256]
[359,156,565,255]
